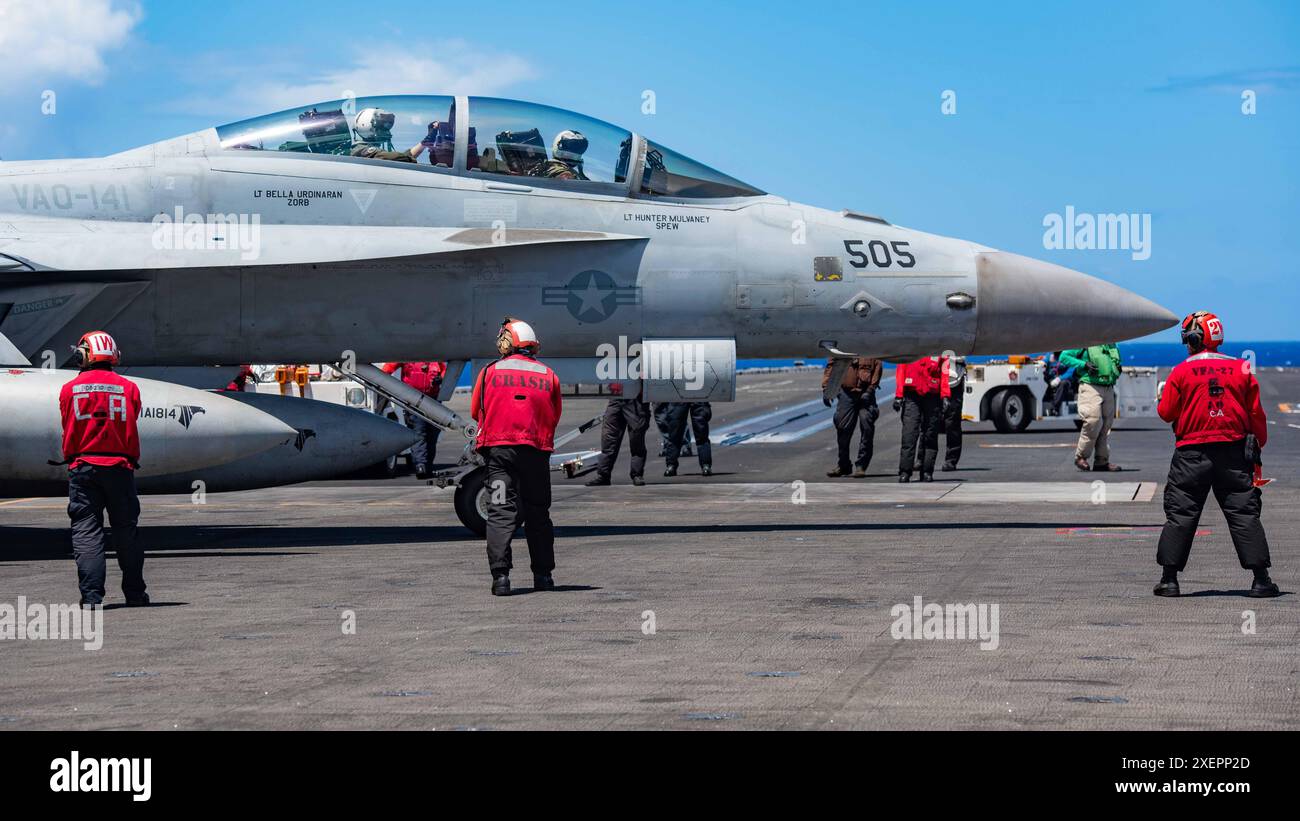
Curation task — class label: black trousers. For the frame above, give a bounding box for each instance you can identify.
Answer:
[1044,382,1068,417]
[67,464,143,604]
[833,390,877,472]
[1156,441,1271,571]
[483,445,555,576]
[942,394,963,468]
[899,393,942,475]
[406,414,441,472]
[595,399,648,480]
[653,403,673,455]
[664,402,713,470]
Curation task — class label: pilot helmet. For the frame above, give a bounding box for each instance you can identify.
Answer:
[552,130,589,163]
[354,108,397,142]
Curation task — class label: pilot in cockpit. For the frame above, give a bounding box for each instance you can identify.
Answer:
[350,107,435,163]
[536,130,590,181]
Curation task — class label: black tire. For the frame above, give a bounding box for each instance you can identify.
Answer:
[991,388,1032,433]
[453,466,490,538]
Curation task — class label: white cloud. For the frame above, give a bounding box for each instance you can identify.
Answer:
[230,40,537,114]
[0,0,141,85]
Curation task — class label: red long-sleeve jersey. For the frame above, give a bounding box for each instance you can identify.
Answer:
[470,354,563,451]
[59,369,142,470]
[380,361,446,396]
[1157,352,1267,448]
[895,357,952,399]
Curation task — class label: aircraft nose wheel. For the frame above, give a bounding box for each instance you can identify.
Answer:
[452,466,490,537]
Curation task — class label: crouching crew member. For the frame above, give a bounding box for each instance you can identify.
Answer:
[1154,311,1279,598]
[470,319,563,596]
[224,364,256,392]
[381,360,446,479]
[894,356,950,482]
[59,331,147,607]
[822,357,882,478]
[662,402,713,477]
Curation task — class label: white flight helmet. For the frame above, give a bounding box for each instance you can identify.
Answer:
[552,130,588,163]
[354,108,397,142]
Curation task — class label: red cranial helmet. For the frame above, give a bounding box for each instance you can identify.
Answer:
[1180,311,1223,352]
[75,331,121,366]
[496,317,540,356]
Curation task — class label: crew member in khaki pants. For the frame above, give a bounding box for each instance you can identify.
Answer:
[1061,344,1123,472]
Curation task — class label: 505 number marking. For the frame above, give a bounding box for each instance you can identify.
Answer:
[843,239,916,269]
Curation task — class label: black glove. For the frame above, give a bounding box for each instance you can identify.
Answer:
[421,121,439,147]
[1116,364,1123,375]
[822,394,832,408]
[1245,434,1262,465]
[893,398,902,413]
[1085,362,1099,377]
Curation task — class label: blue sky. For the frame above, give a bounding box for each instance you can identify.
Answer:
[1,0,1297,339]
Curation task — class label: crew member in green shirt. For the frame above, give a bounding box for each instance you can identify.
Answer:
[1060,344,1123,472]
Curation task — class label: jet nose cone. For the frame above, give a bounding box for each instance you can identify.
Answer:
[974,251,1177,354]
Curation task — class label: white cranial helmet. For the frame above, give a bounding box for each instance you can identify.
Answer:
[354,108,397,141]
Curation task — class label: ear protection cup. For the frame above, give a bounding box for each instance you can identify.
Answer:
[1180,313,1204,350]
[496,329,514,356]
[1181,311,1222,352]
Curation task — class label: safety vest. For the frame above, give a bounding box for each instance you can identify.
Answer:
[1158,352,1267,448]
[59,369,142,470]
[470,354,563,451]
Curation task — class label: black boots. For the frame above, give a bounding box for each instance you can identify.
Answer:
[1154,568,1282,598]
[631,475,645,486]
[492,573,556,595]
[585,475,611,486]
[701,465,712,476]
[664,466,677,477]
[1249,570,1280,598]
[898,472,910,483]
[1153,567,1180,597]
[919,473,934,483]
[491,573,511,596]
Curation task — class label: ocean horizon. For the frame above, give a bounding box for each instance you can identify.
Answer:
[454,341,1300,386]
[739,341,1300,371]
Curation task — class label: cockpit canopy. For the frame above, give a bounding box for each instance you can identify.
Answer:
[215,95,764,199]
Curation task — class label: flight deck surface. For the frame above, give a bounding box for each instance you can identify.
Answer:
[2,367,1296,730]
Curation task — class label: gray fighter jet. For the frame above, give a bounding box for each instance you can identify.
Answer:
[0,94,1174,371]
[0,94,1176,527]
